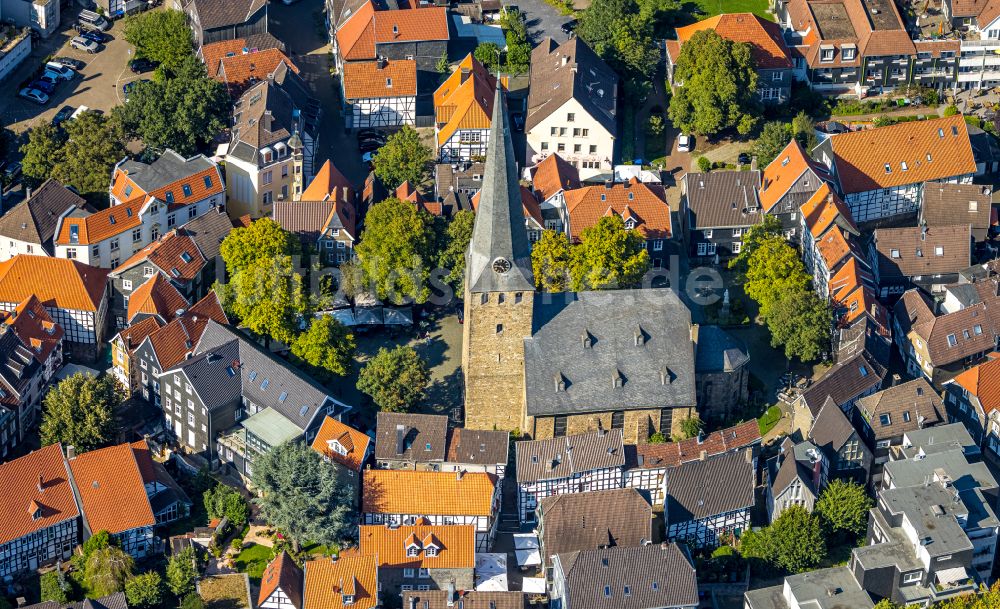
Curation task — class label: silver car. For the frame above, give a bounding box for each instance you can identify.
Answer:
[18,88,49,105]
[70,36,99,53]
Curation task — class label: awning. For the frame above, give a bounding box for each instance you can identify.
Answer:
[382,306,413,326]
[322,308,356,327]
[475,553,508,591]
[936,566,971,585]
[515,549,541,567]
[354,307,383,326]
[522,578,547,594]
[513,534,539,550]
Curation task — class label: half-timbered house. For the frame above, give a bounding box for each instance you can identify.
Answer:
[343,59,417,129]
[514,430,625,524]
[434,54,499,162]
[361,469,500,551]
[259,551,303,609]
[310,416,370,503]
[303,553,379,609]
[759,139,831,243]
[663,447,755,548]
[359,522,475,594]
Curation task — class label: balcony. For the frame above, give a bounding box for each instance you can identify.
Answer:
[931,567,976,601]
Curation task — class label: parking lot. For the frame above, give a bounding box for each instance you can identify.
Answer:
[0,5,147,134]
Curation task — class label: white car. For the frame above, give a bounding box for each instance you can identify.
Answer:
[677,134,692,153]
[45,62,77,80]
[70,37,100,53]
[18,88,49,105]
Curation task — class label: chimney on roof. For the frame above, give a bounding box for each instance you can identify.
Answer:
[66,445,75,460]
[660,365,671,385]
[604,180,613,189]
[37,474,43,493]
[561,55,569,66]
[456,469,465,481]
[447,582,457,606]
[395,424,406,455]
[699,450,707,460]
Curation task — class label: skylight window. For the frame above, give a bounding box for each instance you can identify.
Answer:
[109,215,116,225]
[278,391,287,402]
[182,184,192,197]
[938,128,945,138]
[248,370,257,381]
[204,175,213,189]
[859,365,868,377]
[299,405,309,417]
[261,379,269,390]
[947,334,957,346]
[165,191,174,203]
[126,208,133,217]
[879,413,891,426]
[903,411,911,423]
[124,185,133,197]
[900,161,908,171]
[180,252,193,263]
[884,164,891,174]
[781,156,790,166]
[975,325,983,335]
[890,249,900,258]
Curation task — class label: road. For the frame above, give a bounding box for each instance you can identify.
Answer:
[514,0,576,44]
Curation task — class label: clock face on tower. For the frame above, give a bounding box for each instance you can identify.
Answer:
[492,257,512,274]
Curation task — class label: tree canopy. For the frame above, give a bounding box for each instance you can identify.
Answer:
[372,126,432,190]
[577,0,659,86]
[122,9,192,73]
[815,479,873,539]
[751,122,792,167]
[744,236,810,318]
[165,548,198,597]
[20,122,63,187]
[291,316,356,379]
[668,30,759,137]
[125,572,164,609]
[86,546,135,597]
[438,209,476,294]
[220,217,301,275]
[22,112,126,195]
[252,441,357,549]
[203,484,251,529]
[531,229,573,292]
[355,198,438,304]
[497,10,531,75]
[740,505,826,573]
[766,289,832,362]
[728,215,782,273]
[40,373,120,453]
[570,215,650,291]
[218,255,308,345]
[357,345,430,413]
[474,42,503,73]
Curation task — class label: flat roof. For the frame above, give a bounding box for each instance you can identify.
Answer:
[241,408,301,448]
[812,2,858,39]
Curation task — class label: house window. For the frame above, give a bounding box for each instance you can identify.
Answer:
[425,546,438,557]
[123,280,133,291]
[541,142,549,151]
[418,569,429,578]
[168,214,176,228]
[406,546,419,557]
[263,171,273,185]
[557,143,565,152]
[132,228,142,243]
[204,175,213,189]
[653,240,663,251]
[589,145,597,154]
[947,334,958,347]
[902,571,921,583]
[732,242,742,254]
[879,413,891,426]
[263,192,273,205]
[550,127,557,136]
[144,266,155,277]
[820,47,834,62]
[891,249,900,258]
[876,439,891,449]
[935,246,944,256]
[403,568,415,578]
[182,184,192,197]
[567,113,575,122]
[110,238,119,252]
[704,229,713,239]
[611,411,624,429]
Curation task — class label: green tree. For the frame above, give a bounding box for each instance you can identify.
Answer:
[85,546,134,597]
[220,217,300,275]
[50,112,125,195]
[40,373,120,453]
[578,0,658,84]
[291,316,356,378]
[372,125,432,190]
[728,215,782,273]
[113,56,228,157]
[203,484,250,529]
[766,289,832,362]
[40,571,70,603]
[252,441,357,550]
[122,9,192,73]
[436,50,450,76]
[696,156,712,172]
[20,121,64,186]
[81,531,111,560]
[217,255,308,345]
[531,229,573,292]
[570,215,650,291]
[498,10,531,75]
[815,479,873,539]
[744,237,810,318]
[180,593,205,609]
[125,572,164,609]
[741,505,825,573]
[668,30,759,137]
[791,111,817,152]
[165,548,198,597]
[474,42,502,73]
[438,209,476,293]
[752,122,791,167]
[354,198,438,304]
[357,345,430,412]
[676,415,703,440]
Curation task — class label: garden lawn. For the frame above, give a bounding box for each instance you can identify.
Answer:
[303,542,339,557]
[758,405,782,435]
[233,544,272,583]
[690,0,772,20]
[199,574,251,609]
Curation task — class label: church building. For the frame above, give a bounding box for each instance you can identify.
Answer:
[462,89,698,443]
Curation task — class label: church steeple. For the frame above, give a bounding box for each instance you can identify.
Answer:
[466,87,534,294]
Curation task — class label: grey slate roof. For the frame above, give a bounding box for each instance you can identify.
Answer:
[919,183,992,233]
[179,207,233,262]
[524,289,696,416]
[118,150,218,194]
[807,396,857,460]
[516,430,624,483]
[664,448,755,523]
[230,70,315,166]
[466,88,534,293]
[538,488,652,564]
[374,412,448,463]
[799,350,885,415]
[767,440,821,498]
[897,422,978,460]
[445,427,509,466]
[883,447,997,493]
[745,567,874,609]
[695,325,749,373]
[21,593,129,609]
[855,377,946,441]
[400,592,524,609]
[0,179,91,250]
[527,37,618,136]
[683,170,764,229]
[190,0,266,29]
[555,543,698,609]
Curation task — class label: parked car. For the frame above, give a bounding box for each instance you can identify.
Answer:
[18,88,49,105]
[356,129,383,140]
[71,37,100,53]
[29,80,56,95]
[560,19,577,34]
[677,134,692,152]
[78,9,110,31]
[359,139,382,153]
[129,58,158,74]
[51,57,85,71]
[80,30,111,44]
[38,72,61,86]
[4,163,22,182]
[737,152,751,165]
[52,106,75,126]
[45,63,77,80]
[362,151,377,165]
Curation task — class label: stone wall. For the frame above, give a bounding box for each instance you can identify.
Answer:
[530,407,696,443]
[379,566,475,596]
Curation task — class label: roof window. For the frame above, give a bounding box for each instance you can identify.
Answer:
[278,391,287,402]
[938,128,945,138]
[182,184,192,197]
[900,161,908,171]
[781,156,790,166]
[109,214,116,225]
[890,249,900,258]
[260,378,269,390]
[299,405,309,417]
[204,175,213,189]
[124,185,133,197]
[884,164,891,174]
[165,191,174,203]
[947,333,957,346]
[879,413,891,426]
[248,370,257,381]
[180,252,193,263]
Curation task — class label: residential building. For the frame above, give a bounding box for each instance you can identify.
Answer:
[117,274,189,328]
[202,39,298,97]
[855,378,947,479]
[624,420,761,505]
[799,183,864,299]
[745,567,874,609]
[536,488,652,571]
[526,38,618,180]
[892,284,999,383]
[870,224,972,297]
[694,325,750,422]
[550,543,698,609]
[343,58,417,129]
[920,183,993,242]
[663,448,755,548]
[828,263,891,350]
[399,591,525,609]
[182,0,268,48]
[526,153,581,233]
[67,443,157,558]
[470,186,546,244]
[433,162,481,217]
[0,295,64,459]
[310,416,370,502]
[273,162,357,267]
[19,594,128,609]
[375,412,448,470]
[815,115,977,223]
[443,428,509,478]
[807,397,872,483]
[434,54,499,161]
[462,88,697,440]
[359,522,475,594]
[258,551,303,609]
[515,430,625,524]
[765,439,825,522]
[759,139,832,242]
[199,33,286,80]
[128,440,192,525]
[666,13,793,103]
[681,170,763,262]
[109,317,162,396]
[361,469,500,551]
[108,208,233,328]
[225,65,319,219]
[945,353,1000,455]
[0,255,109,362]
[303,553,378,609]
[792,350,886,433]
[889,423,980,462]
[563,178,673,268]
[0,180,93,262]
[0,443,79,580]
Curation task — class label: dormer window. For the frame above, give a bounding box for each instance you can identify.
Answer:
[165,191,175,204]
[406,544,421,557]
[327,439,348,456]
[425,544,439,557]
[342,595,354,605]
[182,184,192,197]
[820,45,834,62]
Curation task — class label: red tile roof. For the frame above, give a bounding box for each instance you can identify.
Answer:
[343,59,417,99]
[115,316,163,353]
[303,553,378,609]
[259,551,304,609]
[301,160,355,202]
[144,292,228,370]
[760,139,830,213]
[0,444,79,546]
[434,54,498,147]
[218,49,299,91]
[310,416,370,471]
[0,295,64,363]
[953,353,1000,416]
[337,1,448,62]
[362,470,497,516]
[0,255,108,312]
[529,153,581,202]
[359,523,475,569]
[800,183,856,238]
[563,178,671,241]
[68,443,155,535]
[631,420,761,469]
[118,230,207,283]
[675,13,793,69]
[127,274,190,324]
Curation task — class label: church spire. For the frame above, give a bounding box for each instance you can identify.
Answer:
[466,86,534,294]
